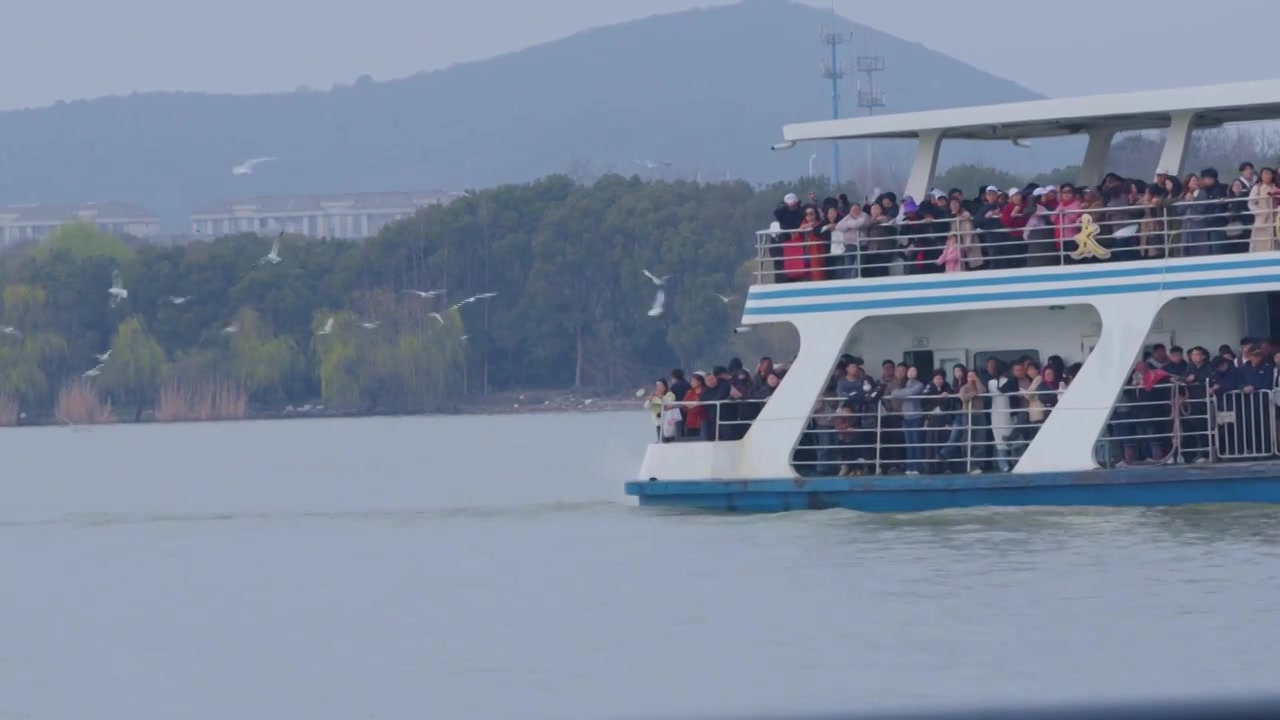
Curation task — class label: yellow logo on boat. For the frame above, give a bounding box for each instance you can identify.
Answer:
[1070,213,1111,261]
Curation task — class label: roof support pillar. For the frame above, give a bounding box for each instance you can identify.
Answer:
[904,129,942,204]
[1157,110,1198,177]
[1077,128,1116,187]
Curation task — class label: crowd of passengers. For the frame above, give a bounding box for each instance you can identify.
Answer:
[644,357,787,442]
[645,338,1280,477]
[769,162,1280,281]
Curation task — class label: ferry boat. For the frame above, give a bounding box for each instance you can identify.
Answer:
[626,79,1280,513]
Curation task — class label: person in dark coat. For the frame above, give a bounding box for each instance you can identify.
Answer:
[771,193,805,279]
[1179,347,1212,463]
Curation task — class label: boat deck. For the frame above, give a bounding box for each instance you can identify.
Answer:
[626,460,1280,513]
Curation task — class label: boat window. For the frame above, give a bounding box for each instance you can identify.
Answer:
[974,349,1041,370]
[902,351,934,373]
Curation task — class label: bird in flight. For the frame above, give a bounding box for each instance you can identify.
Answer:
[83,364,105,378]
[108,270,128,306]
[360,320,380,330]
[428,313,445,325]
[232,157,276,175]
[317,317,335,335]
[256,232,283,266]
[474,292,498,299]
[404,289,445,298]
[642,269,668,286]
[715,293,734,303]
[222,322,240,334]
[0,326,21,339]
[634,160,673,169]
[162,296,193,305]
[648,289,665,317]
[94,349,112,362]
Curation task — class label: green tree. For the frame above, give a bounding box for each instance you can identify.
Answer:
[33,223,132,262]
[100,316,167,420]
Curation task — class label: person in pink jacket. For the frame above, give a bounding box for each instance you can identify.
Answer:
[937,235,963,272]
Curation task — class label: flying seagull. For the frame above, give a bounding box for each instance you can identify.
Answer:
[642,269,668,286]
[404,289,445,298]
[0,326,21,339]
[317,317,335,335]
[428,312,445,325]
[647,289,665,317]
[108,270,128,306]
[222,322,240,334]
[474,292,498,299]
[459,335,469,341]
[162,296,193,305]
[715,293,734,303]
[634,159,673,169]
[360,320,380,330]
[94,349,111,362]
[82,364,105,378]
[256,231,283,266]
[232,157,276,175]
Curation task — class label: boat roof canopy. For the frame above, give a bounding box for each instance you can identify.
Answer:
[781,79,1280,143]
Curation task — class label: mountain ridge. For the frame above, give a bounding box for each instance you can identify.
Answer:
[0,0,1060,228]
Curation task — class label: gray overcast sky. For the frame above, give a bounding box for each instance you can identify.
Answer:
[4,0,1275,110]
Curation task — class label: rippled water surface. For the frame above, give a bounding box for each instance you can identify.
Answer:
[5,412,1280,719]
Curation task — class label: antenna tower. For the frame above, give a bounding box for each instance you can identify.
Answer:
[818,25,853,188]
[855,55,886,189]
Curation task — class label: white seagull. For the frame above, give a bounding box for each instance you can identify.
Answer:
[256,231,283,266]
[647,289,665,317]
[360,320,380,329]
[318,317,335,335]
[642,269,668,286]
[232,157,276,175]
[94,349,111,362]
[83,364,105,378]
[715,293,734,303]
[162,296,193,305]
[428,312,445,325]
[222,322,240,334]
[634,159,673,169]
[1,326,21,339]
[474,292,498,299]
[459,335,469,341]
[108,270,128,306]
[404,289,445,298]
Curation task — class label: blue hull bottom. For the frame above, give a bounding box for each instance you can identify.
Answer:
[625,462,1280,513]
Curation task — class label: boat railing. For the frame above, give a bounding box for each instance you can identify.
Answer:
[778,382,1272,475]
[753,196,1268,284]
[651,397,769,443]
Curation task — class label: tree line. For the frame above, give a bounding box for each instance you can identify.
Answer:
[0,174,825,423]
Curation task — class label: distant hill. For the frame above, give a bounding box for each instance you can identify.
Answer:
[0,0,1060,228]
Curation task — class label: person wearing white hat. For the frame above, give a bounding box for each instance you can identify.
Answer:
[1032,187,1046,197]
[771,192,806,279]
[1007,187,1021,197]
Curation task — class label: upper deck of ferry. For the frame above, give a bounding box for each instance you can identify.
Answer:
[749,78,1280,300]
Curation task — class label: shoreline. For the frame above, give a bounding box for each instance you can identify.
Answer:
[2,391,643,429]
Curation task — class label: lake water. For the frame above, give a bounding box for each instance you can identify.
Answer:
[5,411,1280,719]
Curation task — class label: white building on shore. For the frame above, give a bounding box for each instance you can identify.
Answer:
[190,191,463,239]
[0,202,160,247]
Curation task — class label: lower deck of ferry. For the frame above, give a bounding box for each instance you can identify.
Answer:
[629,290,1280,512]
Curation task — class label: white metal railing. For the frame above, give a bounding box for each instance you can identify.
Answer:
[755,195,1274,283]
[648,382,1280,474]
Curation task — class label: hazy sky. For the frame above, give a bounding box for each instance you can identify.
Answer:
[4,0,1275,110]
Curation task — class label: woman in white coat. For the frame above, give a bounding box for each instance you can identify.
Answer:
[986,362,1018,472]
[1247,167,1278,253]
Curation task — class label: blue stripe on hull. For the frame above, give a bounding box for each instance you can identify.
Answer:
[625,463,1280,513]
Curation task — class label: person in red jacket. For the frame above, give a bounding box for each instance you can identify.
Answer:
[1000,189,1031,267]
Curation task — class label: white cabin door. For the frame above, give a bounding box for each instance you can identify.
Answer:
[935,348,968,376]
